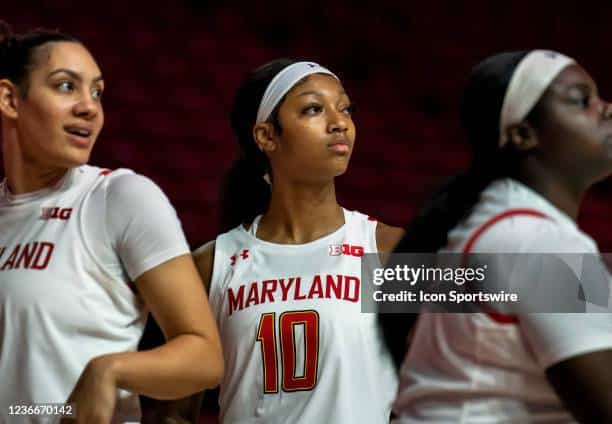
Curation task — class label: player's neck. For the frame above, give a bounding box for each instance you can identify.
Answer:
[3,142,68,195]
[258,180,343,244]
[516,167,584,221]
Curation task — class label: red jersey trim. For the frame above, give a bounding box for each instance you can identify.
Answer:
[462,208,550,325]
[99,169,113,176]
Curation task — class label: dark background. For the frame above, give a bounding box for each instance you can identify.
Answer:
[3,1,612,249]
[3,1,612,420]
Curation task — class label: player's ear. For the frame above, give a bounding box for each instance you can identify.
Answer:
[505,122,538,152]
[0,79,19,119]
[253,122,279,153]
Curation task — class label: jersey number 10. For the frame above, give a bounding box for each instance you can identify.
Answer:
[256,310,320,393]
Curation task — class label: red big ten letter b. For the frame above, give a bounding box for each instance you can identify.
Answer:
[329,245,343,256]
[59,208,73,220]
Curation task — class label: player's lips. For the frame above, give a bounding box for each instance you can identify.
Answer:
[327,139,350,154]
[64,125,94,147]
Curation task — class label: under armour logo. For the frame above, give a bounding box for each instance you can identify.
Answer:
[230,249,250,266]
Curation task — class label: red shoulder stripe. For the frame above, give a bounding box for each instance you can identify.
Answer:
[462,208,550,325]
[99,169,113,176]
[462,209,549,256]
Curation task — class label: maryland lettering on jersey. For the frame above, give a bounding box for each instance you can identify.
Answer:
[0,241,55,271]
[227,274,360,315]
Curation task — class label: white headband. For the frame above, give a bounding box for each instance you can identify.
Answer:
[256,61,338,123]
[499,50,574,147]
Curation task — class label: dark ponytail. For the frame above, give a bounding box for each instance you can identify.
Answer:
[396,51,530,253]
[220,58,296,232]
[380,51,531,369]
[0,20,79,96]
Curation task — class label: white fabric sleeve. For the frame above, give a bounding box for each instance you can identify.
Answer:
[520,313,612,369]
[105,173,190,281]
[474,217,612,368]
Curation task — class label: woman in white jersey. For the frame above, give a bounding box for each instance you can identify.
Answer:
[191,59,402,423]
[387,50,612,422]
[0,23,223,423]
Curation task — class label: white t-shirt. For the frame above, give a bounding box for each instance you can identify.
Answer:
[202,209,397,424]
[0,165,190,424]
[393,178,612,423]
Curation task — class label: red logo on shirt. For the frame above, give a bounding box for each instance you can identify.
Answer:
[328,244,364,257]
[40,207,73,221]
[230,249,250,266]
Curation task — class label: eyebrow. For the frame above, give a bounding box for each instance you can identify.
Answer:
[297,90,348,98]
[564,82,591,90]
[47,68,104,83]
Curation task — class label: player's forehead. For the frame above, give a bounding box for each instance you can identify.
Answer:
[30,41,102,81]
[548,64,597,94]
[285,74,348,101]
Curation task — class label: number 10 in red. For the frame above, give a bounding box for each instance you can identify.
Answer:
[256,310,320,393]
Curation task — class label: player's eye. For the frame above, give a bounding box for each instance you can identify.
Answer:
[56,80,74,93]
[302,103,323,115]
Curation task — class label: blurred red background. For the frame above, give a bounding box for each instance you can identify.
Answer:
[3,1,612,420]
[3,0,611,249]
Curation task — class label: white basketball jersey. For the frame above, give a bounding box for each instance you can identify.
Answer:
[0,165,189,424]
[394,179,612,423]
[207,209,397,424]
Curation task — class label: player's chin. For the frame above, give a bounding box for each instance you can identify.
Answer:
[60,148,94,169]
[591,159,612,183]
[583,151,612,184]
[330,161,350,177]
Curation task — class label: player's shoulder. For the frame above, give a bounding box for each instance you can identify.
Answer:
[78,164,133,180]
[195,225,249,261]
[193,240,215,266]
[376,222,405,253]
[475,213,597,254]
[86,166,168,200]
[349,209,405,253]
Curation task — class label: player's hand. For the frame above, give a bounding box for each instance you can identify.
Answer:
[60,355,118,424]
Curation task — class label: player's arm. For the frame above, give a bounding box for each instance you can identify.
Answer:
[79,255,223,397]
[65,255,224,423]
[375,222,416,369]
[193,240,215,292]
[148,241,218,423]
[65,174,224,423]
[376,222,405,261]
[521,311,612,423]
[376,222,405,265]
[546,350,612,422]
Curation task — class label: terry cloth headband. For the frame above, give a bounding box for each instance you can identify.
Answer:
[256,61,338,123]
[499,50,575,147]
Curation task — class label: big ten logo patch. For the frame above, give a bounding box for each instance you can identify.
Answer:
[230,249,250,266]
[328,244,364,257]
[40,207,73,221]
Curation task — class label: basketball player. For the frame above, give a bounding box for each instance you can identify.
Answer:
[192,59,402,423]
[0,23,223,423]
[389,51,612,422]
